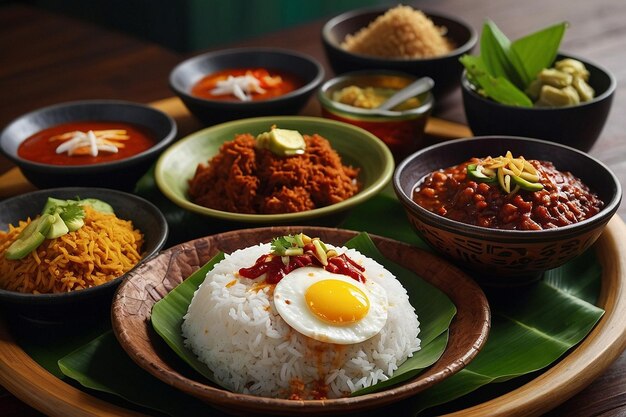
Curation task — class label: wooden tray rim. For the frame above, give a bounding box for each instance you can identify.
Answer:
[0,217,624,417]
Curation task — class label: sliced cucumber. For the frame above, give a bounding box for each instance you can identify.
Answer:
[46,213,70,239]
[41,197,69,215]
[6,214,55,260]
[79,198,114,214]
[467,164,497,183]
[63,215,85,232]
[512,175,544,191]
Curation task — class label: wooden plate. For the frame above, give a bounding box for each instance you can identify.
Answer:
[111,226,490,416]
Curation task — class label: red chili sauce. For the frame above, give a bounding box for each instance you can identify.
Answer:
[191,68,303,101]
[239,250,365,284]
[412,159,604,230]
[18,121,156,166]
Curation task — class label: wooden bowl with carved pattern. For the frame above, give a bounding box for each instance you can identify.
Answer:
[393,136,622,286]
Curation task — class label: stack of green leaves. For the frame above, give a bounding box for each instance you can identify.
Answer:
[460,20,567,107]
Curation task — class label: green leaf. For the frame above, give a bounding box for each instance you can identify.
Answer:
[58,331,216,417]
[340,192,431,251]
[512,22,568,88]
[17,318,111,379]
[408,253,604,413]
[150,252,225,382]
[461,55,533,107]
[480,20,524,88]
[150,232,456,396]
[344,233,455,346]
[43,186,604,416]
[354,331,449,396]
[461,19,568,106]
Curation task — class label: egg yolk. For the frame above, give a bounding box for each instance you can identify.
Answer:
[304,279,370,325]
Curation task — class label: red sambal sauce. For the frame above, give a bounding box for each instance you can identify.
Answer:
[412,159,604,230]
[191,68,303,101]
[18,121,156,166]
[239,252,366,284]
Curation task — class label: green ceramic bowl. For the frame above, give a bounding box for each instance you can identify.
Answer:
[155,116,394,225]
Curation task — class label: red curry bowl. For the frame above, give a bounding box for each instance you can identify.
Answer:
[169,47,324,125]
[0,100,177,191]
[393,136,622,286]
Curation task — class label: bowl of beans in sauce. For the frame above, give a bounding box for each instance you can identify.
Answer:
[393,136,622,286]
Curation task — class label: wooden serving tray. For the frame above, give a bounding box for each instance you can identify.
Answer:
[0,217,624,417]
[0,99,624,416]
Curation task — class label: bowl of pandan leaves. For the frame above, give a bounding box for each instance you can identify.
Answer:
[460,20,616,152]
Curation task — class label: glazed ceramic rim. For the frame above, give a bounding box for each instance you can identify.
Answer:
[318,70,434,119]
[0,99,177,173]
[155,116,394,223]
[322,6,477,62]
[169,47,325,108]
[0,187,169,303]
[393,135,622,240]
[461,53,617,111]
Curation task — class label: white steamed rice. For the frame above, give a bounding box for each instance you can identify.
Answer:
[182,242,420,399]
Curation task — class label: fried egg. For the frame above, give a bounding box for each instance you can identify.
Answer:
[273,266,388,344]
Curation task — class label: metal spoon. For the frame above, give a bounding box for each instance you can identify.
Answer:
[376,76,435,111]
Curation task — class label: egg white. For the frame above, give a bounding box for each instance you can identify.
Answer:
[273,266,388,345]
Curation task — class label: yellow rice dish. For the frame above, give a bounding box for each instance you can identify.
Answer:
[0,205,143,294]
[341,5,454,59]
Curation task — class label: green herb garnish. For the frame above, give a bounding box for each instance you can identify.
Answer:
[270,234,337,266]
[461,20,568,107]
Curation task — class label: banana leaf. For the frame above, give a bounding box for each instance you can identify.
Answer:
[58,331,210,417]
[19,177,604,416]
[50,235,603,417]
[407,248,603,414]
[150,232,457,395]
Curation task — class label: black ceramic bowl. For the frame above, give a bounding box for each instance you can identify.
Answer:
[393,136,622,286]
[462,54,616,152]
[321,6,476,99]
[170,47,324,125]
[0,100,177,190]
[0,188,168,323]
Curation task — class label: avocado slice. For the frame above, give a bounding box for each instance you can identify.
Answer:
[46,213,70,239]
[512,175,544,191]
[79,198,114,214]
[41,197,70,215]
[6,214,55,260]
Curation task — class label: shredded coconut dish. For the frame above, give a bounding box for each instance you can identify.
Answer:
[341,5,454,59]
[182,234,421,399]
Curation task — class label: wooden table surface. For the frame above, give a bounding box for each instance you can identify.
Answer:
[1,1,625,416]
